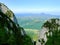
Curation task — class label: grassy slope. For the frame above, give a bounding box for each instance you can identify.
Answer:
[25,29,39,41]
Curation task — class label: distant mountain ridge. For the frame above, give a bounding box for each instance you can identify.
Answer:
[15,13,60,18]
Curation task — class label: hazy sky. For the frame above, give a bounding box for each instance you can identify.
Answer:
[0,0,60,14]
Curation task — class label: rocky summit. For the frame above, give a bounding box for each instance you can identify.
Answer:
[0,3,33,45]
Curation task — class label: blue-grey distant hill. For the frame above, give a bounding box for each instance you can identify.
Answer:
[15,13,60,18]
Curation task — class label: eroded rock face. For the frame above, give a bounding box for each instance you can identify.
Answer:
[39,27,48,42]
[0,3,13,18]
[38,18,60,45]
[0,3,19,24]
[0,3,33,45]
[0,2,27,36]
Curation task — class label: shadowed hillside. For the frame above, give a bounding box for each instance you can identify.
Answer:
[0,3,33,45]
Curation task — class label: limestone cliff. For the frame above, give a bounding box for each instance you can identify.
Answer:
[0,3,33,45]
[38,18,60,45]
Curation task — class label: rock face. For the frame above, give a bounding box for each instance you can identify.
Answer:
[0,3,13,18]
[38,18,60,45]
[0,3,18,24]
[0,3,33,45]
[0,3,26,35]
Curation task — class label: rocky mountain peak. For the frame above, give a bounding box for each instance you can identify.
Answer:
[0,3,14,19]
[0,3,33,45]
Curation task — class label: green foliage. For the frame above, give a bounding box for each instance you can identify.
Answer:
[22,35,33,45]
[43,19,60,45]
[5,10,13,18]
[45,30,60,45]
[0,11,33,45]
